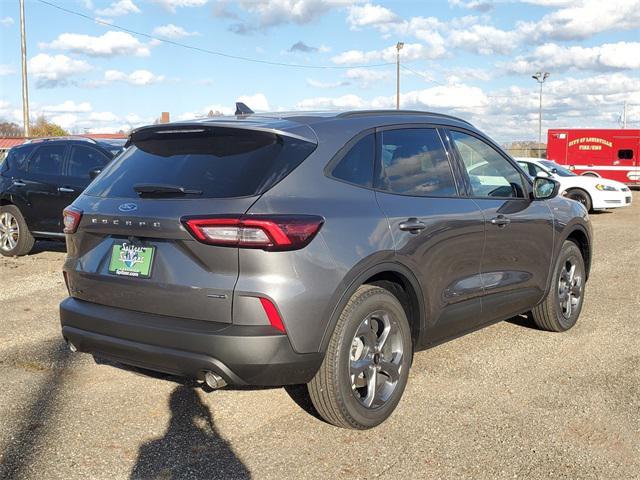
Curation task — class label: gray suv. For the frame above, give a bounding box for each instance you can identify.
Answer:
[60,110,592,429]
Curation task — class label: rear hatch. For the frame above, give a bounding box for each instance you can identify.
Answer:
[65,122,316,323]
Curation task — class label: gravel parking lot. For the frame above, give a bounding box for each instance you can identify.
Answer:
[1,193,638,480]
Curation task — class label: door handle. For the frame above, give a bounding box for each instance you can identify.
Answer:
[58,187,75,193]
[399,218,426,233]
[12,180,26,187]
[490,215,511,227]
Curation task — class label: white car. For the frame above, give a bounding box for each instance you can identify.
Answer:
[516,158,632,212]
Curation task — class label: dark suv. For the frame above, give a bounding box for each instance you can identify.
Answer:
[59,111,592,429]
[0,137,125,256]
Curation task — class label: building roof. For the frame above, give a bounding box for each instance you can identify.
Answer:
[0,138,27,150]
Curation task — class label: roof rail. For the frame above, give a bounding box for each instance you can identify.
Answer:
[25,136,99,145]
[336,110,474,126]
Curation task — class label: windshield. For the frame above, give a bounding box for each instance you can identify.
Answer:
[98,140,127,158]
[85,127,316,199]
[540,160,576,177]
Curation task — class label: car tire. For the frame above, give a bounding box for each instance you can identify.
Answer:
[0,205,35,257]
[531,240,586,332]
[308,285,413,429]
[565,188,592,212]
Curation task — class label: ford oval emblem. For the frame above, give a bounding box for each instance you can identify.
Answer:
[118,203,138,212]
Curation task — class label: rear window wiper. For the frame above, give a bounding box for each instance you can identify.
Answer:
[133,183,203,196]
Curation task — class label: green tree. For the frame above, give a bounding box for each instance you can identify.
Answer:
[30,116,69,137]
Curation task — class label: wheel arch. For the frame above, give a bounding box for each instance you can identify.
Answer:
[319,262,425,353]
[564,227,592,280]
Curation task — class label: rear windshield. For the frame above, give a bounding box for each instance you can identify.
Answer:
[85,127,316,199]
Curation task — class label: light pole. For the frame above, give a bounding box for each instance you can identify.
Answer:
[19,0,30,137]
[396,42,404,110]
[532,72,549,157]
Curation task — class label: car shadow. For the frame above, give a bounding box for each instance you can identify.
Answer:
[129,385,250,480]
[30,240,66,254]
[504,312,540,330]
[0,341,75,480]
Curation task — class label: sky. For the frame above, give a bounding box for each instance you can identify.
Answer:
[0,0,639,142]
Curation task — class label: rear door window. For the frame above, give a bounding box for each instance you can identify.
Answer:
[3,145,33,173]
[375,128,458,197]
[330,133,374,187]
[28,144,66,176]
[85,127,316,199]
[68,145,111,178]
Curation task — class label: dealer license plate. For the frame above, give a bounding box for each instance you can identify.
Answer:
[108,242,155,278]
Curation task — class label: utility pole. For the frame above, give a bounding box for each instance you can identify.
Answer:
[532,72,549,158]
[622,101,627,129]
[19,0,30,137]
[396,42,404,110]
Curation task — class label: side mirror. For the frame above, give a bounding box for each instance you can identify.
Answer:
[551,168,558,174]
[89,168,102,180]
[532,176,560,200]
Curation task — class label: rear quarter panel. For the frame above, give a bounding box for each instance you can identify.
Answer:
[239,121,395,354]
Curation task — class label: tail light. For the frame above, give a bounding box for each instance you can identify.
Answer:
[62,207,83,234]
[182,215,324,251]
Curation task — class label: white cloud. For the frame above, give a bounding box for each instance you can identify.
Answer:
[296,94,367,110]
[347,3,399,29]
[43,101,92,113]
[150,0,208,13]
[306,78,349,89]
[520,0,575,5]
[344,68,392,88]
[28,54,92,88]
[0,64,15,76]
[152,24,200,38]
[104,69,165,85]
[237,93,270,111]
[507,42,640,73]
[448,0,494,12]
[293,73,640,142]
[0,16,14,26]
[449,24,519,55]
[50,114,79,130]
[44,31,151,57]
[89,111,120,122]
[95,0,141,16]
[220,0,354,32]
[332,42,446,65]
[517,0,640,42]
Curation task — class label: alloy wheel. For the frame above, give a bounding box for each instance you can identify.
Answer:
[558,258,583,319]
[0,212,19,252]
[349,310,404,409]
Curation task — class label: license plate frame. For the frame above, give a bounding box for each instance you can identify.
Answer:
[108,241,155,278]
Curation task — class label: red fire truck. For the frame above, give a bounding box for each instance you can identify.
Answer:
[547,129,640,186]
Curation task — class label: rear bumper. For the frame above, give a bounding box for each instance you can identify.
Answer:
[60,297,323,386]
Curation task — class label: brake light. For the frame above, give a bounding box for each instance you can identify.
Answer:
[183,215,324,251]
[62,207,83,234]
[259,297,286,333]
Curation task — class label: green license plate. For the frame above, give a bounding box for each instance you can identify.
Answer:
[108,242,155,278]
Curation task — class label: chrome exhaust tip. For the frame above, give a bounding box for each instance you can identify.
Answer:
[204,371,227,390]
[67,341,78,353]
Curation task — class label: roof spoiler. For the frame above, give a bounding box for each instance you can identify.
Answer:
[127,122,317,147]
[235,102,254,115]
